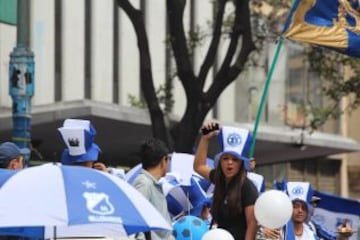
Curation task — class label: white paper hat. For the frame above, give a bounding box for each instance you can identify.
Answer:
[286,181,314,210]
[58,119,97,156]
[214,126,252,170]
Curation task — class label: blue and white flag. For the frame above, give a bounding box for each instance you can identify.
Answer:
[247,172,265,193]
[161,173,211,218]
[125,163,142,184]
[169,153,198,186]
[283,0,360,58]
[274,179,287,192]
[312,190,360,240]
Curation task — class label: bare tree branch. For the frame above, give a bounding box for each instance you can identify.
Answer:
[117,0,256,153]
[198,0,226,89]
[228,0,256,78]
[206,0,255,104]
[116,0,171,146]
[166,0,198,99]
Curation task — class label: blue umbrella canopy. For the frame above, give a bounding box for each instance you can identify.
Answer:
[0,163,172,238]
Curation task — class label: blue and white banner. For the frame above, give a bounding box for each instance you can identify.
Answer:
[283,0,360,58]
[312,190,360,240]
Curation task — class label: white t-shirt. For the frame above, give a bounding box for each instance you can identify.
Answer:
[295,223,317,240]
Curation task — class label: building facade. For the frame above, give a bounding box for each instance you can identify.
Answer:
[0,0,359,199]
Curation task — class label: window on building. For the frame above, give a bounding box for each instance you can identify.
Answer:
[257,158,341,194]
[284,43,323,129]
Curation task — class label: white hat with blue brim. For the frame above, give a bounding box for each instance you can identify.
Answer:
[214,126,253,171]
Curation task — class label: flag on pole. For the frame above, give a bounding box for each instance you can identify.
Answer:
[312,190,360,240]
[282,0,360,57]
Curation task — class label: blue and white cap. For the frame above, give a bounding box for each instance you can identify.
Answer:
[58,119,96,156]
[286,181,314,210]
[214,126,252,170]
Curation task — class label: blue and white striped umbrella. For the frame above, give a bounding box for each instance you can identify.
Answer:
[0,163,172,238]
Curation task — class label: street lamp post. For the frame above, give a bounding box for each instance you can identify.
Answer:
[9,0,34,167]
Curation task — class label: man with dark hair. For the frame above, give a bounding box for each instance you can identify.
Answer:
[132,138,174,240]
[0,142,29,170]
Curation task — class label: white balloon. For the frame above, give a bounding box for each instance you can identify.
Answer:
[201,228,234,240]
[254,189,292,229]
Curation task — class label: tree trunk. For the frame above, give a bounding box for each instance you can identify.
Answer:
[118,0,255,155]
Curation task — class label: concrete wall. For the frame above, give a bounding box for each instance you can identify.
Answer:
[0,23,16,107]
[0,0,284,124]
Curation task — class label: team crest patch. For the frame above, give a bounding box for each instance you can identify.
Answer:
[83,192,115,215]
[226,133,242,147]
[291,186,304,196]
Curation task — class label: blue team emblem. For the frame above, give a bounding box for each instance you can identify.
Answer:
[227,133,242,147]
[291,186,304,195]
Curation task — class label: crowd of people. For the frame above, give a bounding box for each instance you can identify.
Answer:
[0,119,354,240]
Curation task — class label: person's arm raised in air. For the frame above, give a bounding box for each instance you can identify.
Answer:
[193,122,220,181]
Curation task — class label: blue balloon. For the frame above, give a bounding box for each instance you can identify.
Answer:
[173,215,209,240]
